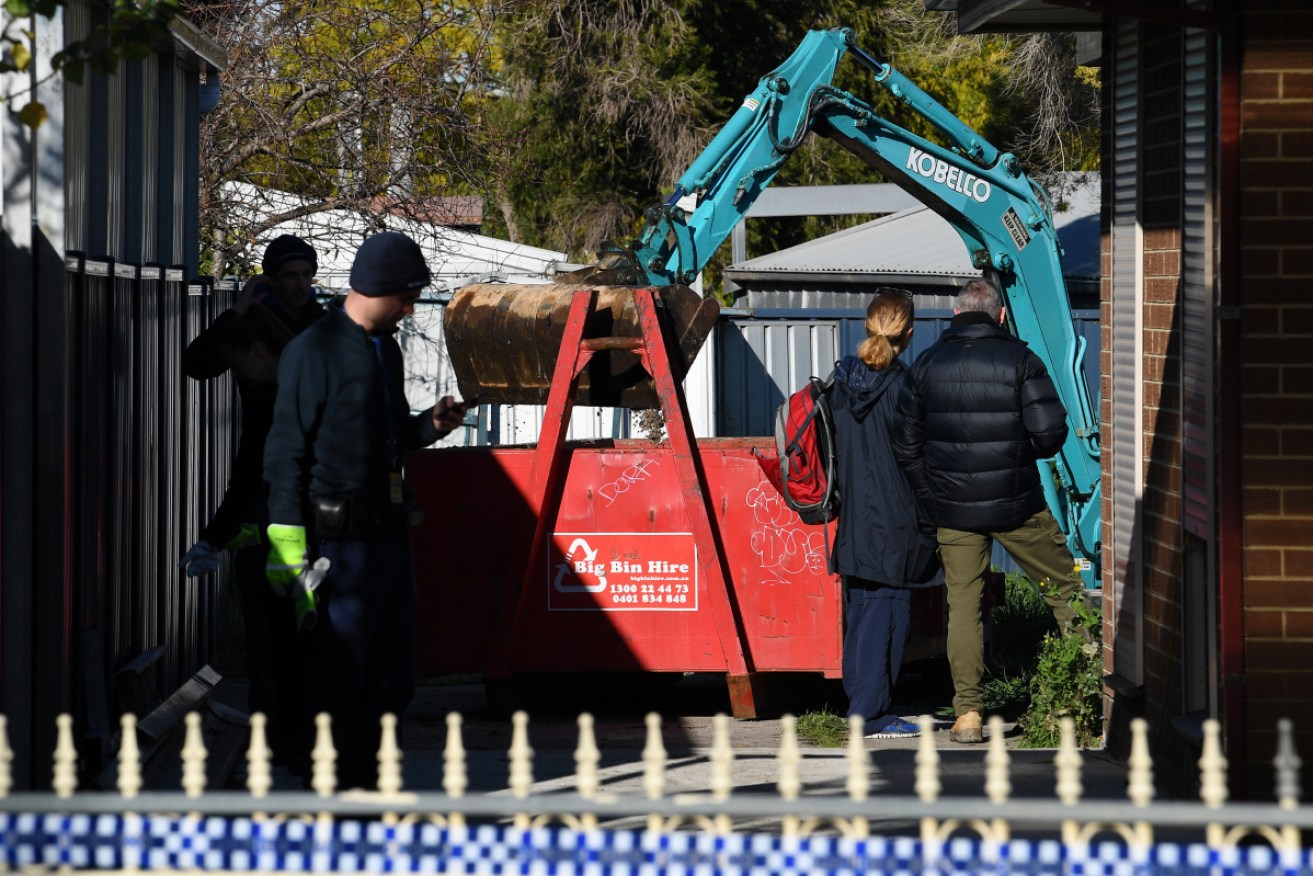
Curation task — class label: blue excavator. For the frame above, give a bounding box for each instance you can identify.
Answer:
[447,27,1101,586]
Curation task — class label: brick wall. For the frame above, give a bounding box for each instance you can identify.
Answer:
[1238,0,1313,795]
[1099,20,1198,796]
[1102,2,1313,799]
[1139,21,1192,796]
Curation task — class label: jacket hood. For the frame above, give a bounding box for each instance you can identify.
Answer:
[835,355,903,423]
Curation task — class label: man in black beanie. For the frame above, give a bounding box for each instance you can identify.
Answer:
[179,233,327,770]
[263,231,469,789]
[182,234,324,381]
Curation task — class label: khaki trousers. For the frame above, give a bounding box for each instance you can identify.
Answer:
[939,508,1088,716]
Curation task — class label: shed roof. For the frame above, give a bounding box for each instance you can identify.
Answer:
[725,173,1100,288]
[224,183,566,292]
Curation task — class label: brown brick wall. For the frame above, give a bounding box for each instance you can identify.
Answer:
[1138,23,1193,793]
[1096,2,1313,798]
[1239,1,1313,795]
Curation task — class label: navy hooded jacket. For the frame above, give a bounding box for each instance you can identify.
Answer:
[831,354,940,586]
[893,311,1068,532]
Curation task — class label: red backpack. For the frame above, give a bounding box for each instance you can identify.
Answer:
[765,373,840,525]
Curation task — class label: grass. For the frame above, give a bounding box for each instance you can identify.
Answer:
[795,708,850,747]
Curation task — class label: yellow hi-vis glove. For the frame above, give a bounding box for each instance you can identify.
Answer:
[265,523,307,597]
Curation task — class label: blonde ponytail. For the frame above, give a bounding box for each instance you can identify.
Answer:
[857,333,895,370]
[857,288,914,371]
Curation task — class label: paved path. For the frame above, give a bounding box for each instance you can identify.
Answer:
[215,664,1136,836]
[391,670,1130,803]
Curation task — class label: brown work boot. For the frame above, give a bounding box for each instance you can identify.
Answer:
[948,710,984,743]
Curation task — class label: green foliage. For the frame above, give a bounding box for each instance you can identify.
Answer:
[2,0,180,128]
[483,0,719,258]
[186,0,1099,281]
[4,0,60,18]
[989,573,1055,677]
[981,572,1051,716]
[957,572,1104,746]
[795,708,848,748]
[1016,598,1104,748]
[489,0,1096,296]
[981,672,1030,714]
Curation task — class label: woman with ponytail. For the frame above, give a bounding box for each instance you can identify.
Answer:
[831,288,941,738]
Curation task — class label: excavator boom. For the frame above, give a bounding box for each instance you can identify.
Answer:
[449,27,1102,583]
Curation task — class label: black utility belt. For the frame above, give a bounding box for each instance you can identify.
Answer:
[311,493,406,541]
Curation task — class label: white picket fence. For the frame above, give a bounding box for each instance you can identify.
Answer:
[2,710,1311,874]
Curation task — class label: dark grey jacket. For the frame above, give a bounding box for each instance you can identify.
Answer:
[831,355,940,586]
[264,300,440,526]
[893,311,1067,532]
[184,299,326,544]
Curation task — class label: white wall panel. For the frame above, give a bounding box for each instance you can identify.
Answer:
[1110,18,1145,686]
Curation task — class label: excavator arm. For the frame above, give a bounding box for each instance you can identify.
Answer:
[608,27,1101,583]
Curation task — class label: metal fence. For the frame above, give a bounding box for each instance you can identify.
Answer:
[2,710,1311,873]
[715,308,1101,438]
[39,257,234,783]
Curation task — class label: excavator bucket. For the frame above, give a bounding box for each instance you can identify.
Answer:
[443,282,720,410]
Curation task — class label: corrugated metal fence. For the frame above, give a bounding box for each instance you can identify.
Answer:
[715,307,1101,579]
[401,301,1100,446]
[46,256,233,785]
[716,308,1102,438]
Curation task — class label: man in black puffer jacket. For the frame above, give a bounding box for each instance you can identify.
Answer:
[894,278,1090,744]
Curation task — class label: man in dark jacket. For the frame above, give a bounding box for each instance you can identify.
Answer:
[180,234,325,767]
[263,231,468,789]
[182,234,325,382]
[893,277,1090,744]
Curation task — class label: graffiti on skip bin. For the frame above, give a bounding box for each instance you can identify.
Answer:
[746,481,828,585]
[548,532,698,611]
[597,459,659,506]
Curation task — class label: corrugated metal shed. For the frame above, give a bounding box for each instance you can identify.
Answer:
[224,183,569,292]
[725,173,1100,309]
[731,206,979,283]
[714,174,1101,437]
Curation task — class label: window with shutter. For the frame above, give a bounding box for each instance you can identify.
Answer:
[1180,21,1217,715]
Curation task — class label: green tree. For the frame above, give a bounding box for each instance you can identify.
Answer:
[486,1,902,264]
[487,0,1094,294]
[877,3,1100,183]
[483,0,717,256]
[185,0,513,279]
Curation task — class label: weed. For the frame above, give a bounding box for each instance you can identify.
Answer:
[957,571,1103,746]
[979,572,1052,717]
[982,673,1031,715]
[795,708,849,748]
[988,572,1053,678]
[1016,598,1104,748]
